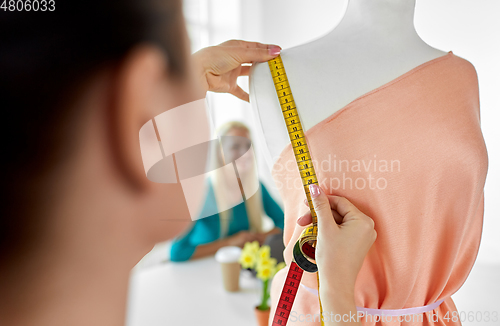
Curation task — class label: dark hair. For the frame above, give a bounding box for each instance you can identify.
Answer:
[0,0,189,263]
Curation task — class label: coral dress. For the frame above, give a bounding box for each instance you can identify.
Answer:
[268,51,488,325]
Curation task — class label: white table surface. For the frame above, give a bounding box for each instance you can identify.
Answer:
[126,247,500,326]
[126,256,265,326]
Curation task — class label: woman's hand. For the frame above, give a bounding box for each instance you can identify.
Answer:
[255,227,282,244]
[225,230,262,248]
[297,184,377,324]
[192,40,281,102]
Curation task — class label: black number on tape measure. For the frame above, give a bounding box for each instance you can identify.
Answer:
[271,261,306,326]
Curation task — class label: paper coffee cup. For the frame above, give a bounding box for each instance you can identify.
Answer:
[215,246,242,292]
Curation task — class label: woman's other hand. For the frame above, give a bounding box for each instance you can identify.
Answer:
[254,227,282,244]
[192,40,281,102]
[225,230,261,248]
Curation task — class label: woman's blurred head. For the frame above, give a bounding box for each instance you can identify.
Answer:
[0,0,203,269]
[212,121,263,237]
[218,121,253,172]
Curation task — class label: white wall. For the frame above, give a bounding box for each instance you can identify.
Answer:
[415,0,500,265]
[185,0,500,264]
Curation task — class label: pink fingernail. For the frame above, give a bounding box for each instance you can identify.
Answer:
[269,46,281,56]
[309,184,320,198]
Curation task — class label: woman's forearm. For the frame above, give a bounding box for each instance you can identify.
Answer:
[264,227,282,237]
[190,230,263,260]
[190,238,229,260]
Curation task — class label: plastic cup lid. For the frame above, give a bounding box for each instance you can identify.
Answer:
[215,246,242,263]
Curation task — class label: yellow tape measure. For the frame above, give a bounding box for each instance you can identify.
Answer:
[268,55,325,325]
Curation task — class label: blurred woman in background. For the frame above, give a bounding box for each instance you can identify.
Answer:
[170,121,284,261]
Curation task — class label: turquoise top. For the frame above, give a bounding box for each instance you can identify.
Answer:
[170,180,284,262]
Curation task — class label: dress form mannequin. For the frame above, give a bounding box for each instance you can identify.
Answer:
[249,0,449,171]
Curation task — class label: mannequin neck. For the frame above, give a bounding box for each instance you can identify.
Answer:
[331,0,419,40]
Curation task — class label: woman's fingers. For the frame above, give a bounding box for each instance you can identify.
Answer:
[239,65,251,76]
[297,208,343,226]
[192,40,281,100]
[302,196,344,224]
[330,209,344,225]
[308,184,339,234]
[327,195,360,219]
[229,85,249,102]
[218,39,280,51]
[224,45,281,66]
[296,211,312,226]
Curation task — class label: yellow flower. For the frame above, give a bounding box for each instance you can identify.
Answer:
[256,257,278,282]
[239,250,256,269]
[257,245,271,260]
[256,265,273,281]
[240,240,260,269]
[256,257,276,271]
[242,242,252,255]
[249,240,260,253]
